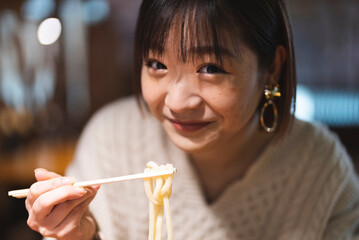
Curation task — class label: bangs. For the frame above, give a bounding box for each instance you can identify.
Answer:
[136,0,242,64]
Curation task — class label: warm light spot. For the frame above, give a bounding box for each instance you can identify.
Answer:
[37,18,62,45]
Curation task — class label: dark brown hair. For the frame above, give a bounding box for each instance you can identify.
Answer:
[133,0,296,137]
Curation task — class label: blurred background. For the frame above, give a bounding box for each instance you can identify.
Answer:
[0,0,358,239]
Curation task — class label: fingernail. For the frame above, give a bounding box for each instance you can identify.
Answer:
[61,177,75,184]
[75,187,87,194]
[92,185,100,190]
[34,168,46,173]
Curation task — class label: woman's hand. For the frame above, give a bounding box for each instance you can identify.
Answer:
[25,168,100,240]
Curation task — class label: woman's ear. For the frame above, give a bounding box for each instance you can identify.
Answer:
[267,45,286,85]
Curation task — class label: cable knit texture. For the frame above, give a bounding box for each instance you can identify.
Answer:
[64,96,359,240]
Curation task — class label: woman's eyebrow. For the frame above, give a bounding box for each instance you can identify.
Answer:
[189,46,236,59]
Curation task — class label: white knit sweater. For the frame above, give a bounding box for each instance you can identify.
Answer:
[65,96,359,240]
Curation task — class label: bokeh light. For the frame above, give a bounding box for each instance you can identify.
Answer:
[37,17,62,45]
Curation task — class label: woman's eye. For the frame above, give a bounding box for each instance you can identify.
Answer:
[145,60,167,70]
[198,64,227,74]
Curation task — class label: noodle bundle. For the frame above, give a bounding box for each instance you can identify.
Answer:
[144,161,175,240]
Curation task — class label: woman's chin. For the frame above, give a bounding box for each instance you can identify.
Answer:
[164,126,217,154]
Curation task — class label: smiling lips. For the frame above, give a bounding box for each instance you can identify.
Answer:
[168,119,212,132]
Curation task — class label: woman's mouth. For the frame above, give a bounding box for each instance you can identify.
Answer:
[168,119,212,132]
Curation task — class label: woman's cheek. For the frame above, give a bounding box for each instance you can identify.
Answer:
[141,72,157,105]
[210,86,248,125]
[141,77,166,119]
[206,86,240,112]
[141,79,152,105]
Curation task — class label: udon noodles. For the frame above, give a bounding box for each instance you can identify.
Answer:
[144,161,174,240]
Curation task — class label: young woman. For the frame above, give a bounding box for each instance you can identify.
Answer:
[25,0,359,239]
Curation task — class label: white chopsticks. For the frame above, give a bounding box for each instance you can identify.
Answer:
[8,168,177,199]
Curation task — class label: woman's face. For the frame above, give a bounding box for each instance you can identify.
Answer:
[141,33,265,154]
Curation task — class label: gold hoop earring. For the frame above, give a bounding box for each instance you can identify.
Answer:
[260,84,281,133]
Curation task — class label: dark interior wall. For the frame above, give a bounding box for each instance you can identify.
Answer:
[288,0,359,89]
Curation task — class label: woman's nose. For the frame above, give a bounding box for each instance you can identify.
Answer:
[164,82,202,113]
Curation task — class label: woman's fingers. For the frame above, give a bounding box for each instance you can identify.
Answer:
[45,187,98,227]
[26,176,76,207]
[32,187,99,239]
[29,185,88,221]
[52,190,98,239]
[25,169,100,239]
[25,175,86,230]
[30,194,93,239]
[34,168,63,181]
